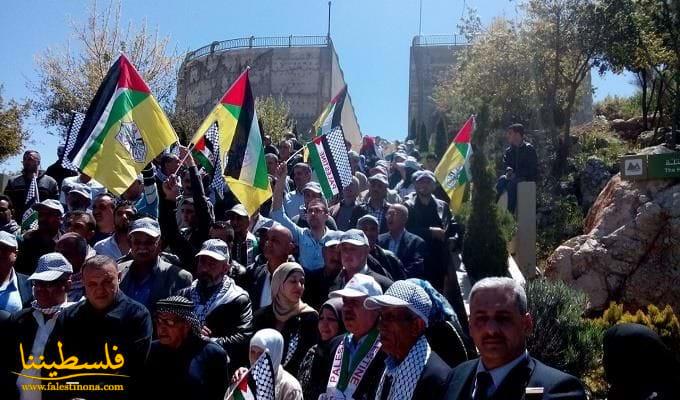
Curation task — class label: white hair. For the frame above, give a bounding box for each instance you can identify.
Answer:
[469,277,528,314]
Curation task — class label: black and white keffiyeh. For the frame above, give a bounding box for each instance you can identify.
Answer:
[31,300,71,316]
[252,351,276,400]
[156,296,202,336]
[375,335,431,400]
[283,331,299,366]
[190,276,234,325]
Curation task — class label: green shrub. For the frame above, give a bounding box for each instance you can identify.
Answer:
[593,95,639,121]
[526,279,603,379]
[596,302,680,360]
[536,193,584,265]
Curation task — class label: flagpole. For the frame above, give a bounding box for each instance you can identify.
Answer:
[173,142,196,176]
[284,144,307,164]
[223,368,250,400]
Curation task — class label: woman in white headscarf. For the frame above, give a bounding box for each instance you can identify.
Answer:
[231,329,303,400]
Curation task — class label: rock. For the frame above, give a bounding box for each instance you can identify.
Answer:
[578,156,611,213]
[611,117,645,141]
[545,152,680,312]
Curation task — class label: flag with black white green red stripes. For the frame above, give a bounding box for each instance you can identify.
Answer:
[306,127,353,199]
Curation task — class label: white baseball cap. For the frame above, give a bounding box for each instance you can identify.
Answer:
[196,239,230,261]
[330,273,383,298]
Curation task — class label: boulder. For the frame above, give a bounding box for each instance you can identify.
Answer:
[545,150,680,312]
[578,156,611,213]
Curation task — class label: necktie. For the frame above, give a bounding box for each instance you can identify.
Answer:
[381,375,393,400]
[474,371,494,400]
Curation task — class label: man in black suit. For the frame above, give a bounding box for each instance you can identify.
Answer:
[378,204,426,279]
[445,277,586,400]
[242,223,295,311]
[364,280,451,400]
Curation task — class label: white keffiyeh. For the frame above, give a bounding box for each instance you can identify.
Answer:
[375,335,431,400]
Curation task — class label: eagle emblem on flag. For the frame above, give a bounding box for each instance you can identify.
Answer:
[116,121,147,163]
[445,165,464,190]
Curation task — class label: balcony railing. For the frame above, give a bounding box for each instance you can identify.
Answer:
[412,35,469,47]
[184,35,331,62]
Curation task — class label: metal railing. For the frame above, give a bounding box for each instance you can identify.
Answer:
[412,35,469,47]
[185,35,330,62]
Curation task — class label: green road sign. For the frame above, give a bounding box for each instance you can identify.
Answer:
[647,153,680,179]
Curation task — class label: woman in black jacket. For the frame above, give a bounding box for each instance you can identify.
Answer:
[298,297,346,400]
[253,262,318,378]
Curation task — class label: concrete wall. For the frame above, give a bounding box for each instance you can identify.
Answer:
[408,43,467,139]
[176,40,361,148]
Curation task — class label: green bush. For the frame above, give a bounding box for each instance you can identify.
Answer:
[526,279,603,379]
[593,95,639,121]
[536,193,584,265]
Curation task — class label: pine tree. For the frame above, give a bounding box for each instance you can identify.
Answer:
[434,118,448,158]
[408,118,417,141]
[463,105,509,282]
[418,122,428,153]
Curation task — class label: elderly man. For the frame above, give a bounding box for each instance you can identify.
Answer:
[60,173,105,208]
[177,239,253,367]
[118,218,192,312]
[55,233,88,302]
[63,183,92,212]
[320,274,387,400]
[329,177,361,231]
[357,215,405,281]
[330,229,392,293]
[145,296,230,400]
[283,162,312,218]
[15,200,63,275]
[445,277,586,400]
[8,253,74,399]
[0,232,32,313]
[45,255,152,400]
[405,170,453,290]
[365,280,451,400]
[351,173,400,233]
[94,200,136,260]
[4,151,58,219]
[378,204,426,279]
[243,223,295,311]
[271,162,339,270]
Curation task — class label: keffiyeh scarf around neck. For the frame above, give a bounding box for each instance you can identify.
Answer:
[375,335,430,400]
[31,300,70,316]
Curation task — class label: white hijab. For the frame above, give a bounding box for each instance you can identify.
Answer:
[250,328,284,373]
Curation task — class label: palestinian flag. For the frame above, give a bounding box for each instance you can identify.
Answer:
[312,86,346,137]
[67,54,177,195]
[190,68,271,216]
[192,122,218,174]
[228,352,275,400]
[232,378,255,400]
[21,176,39,232]
[307,127,353,199]
[435,115,474,213]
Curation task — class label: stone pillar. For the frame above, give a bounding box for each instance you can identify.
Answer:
[515,181,537,277]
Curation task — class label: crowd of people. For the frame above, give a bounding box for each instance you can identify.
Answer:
[0,128,677,400]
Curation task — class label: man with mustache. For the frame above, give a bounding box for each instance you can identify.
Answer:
[177,239,254,368]
[445,277,586,400]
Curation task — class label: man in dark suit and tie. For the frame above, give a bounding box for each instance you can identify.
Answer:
[445,277,586,400]
[378,204,426,279]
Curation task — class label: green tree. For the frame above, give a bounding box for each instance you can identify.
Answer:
[255,95,294,145]
[408,118,417,141]
[418,122,428,153]
[0,86,30,163]
[31,0,180,135]
[434,117,448,158]
[523,0,606,170]
[462,106,508,282]
[167,107,201,145]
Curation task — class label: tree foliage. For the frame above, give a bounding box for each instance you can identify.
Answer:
[255,95,294,145]
[418,122,428,153]
[462,106,509,282]
[434,118,448,158]
[0,86,30,163]
[31,0,180,135]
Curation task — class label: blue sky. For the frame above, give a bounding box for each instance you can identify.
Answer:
[0,0,636,172]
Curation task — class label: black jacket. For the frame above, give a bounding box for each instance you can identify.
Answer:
[176,283,254,368]
[44,292,153,400]
[349,203,389,233]
[409,351,452,400]
[445,356,586,400]
[253,306,319,378]
[144,336,229,400]
[377,230,426,279]
[242,261,270,312]
[4,171,59,219]
[503,141,538,182]
[302,266,340,310]
[367,248,405,281]
[15,230,59,275]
